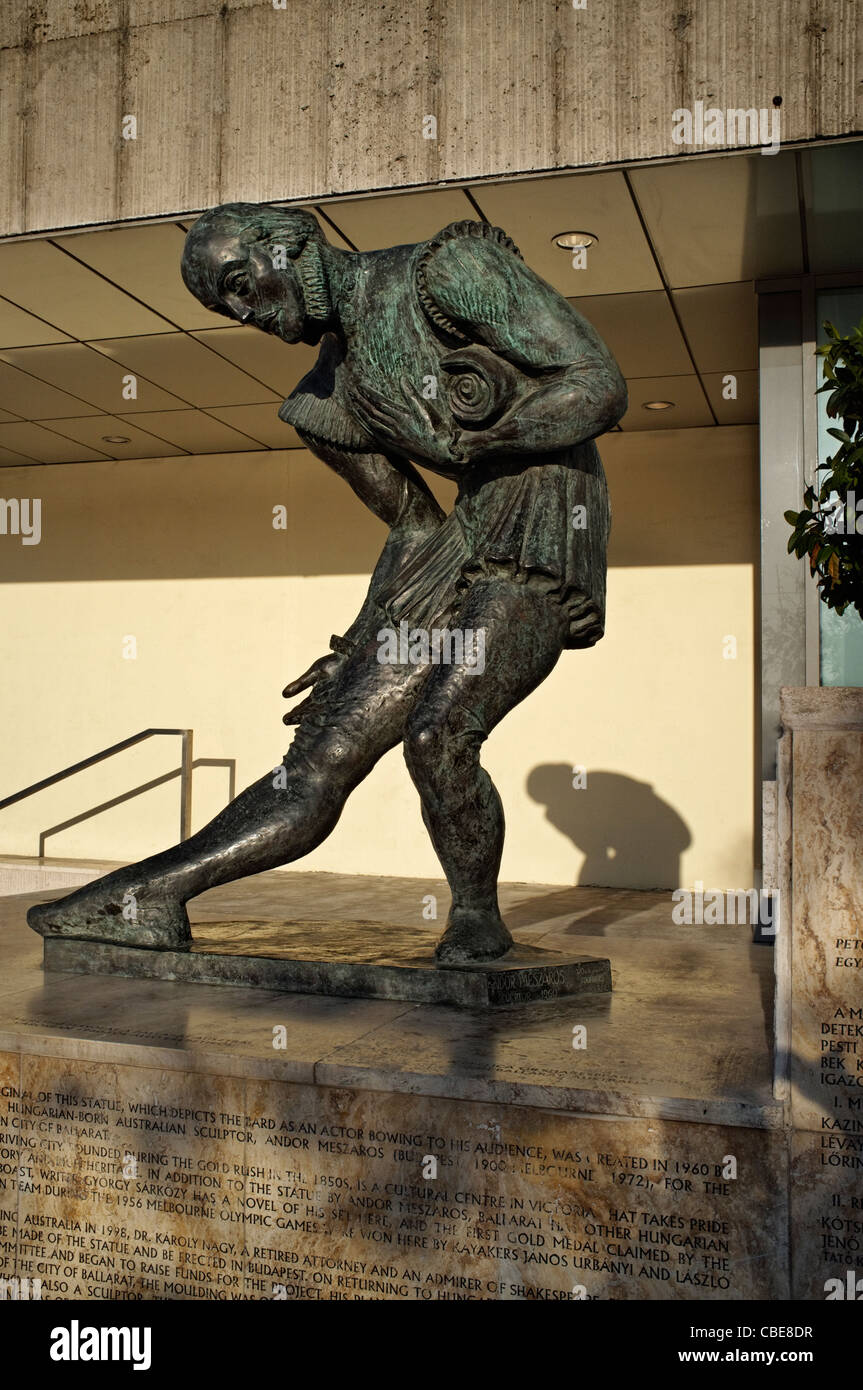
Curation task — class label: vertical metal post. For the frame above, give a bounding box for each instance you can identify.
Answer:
[180,730,193,841]
[800,276,821,686]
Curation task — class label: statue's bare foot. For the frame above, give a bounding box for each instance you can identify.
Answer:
[434,907,513,965]
[27,871,191,951]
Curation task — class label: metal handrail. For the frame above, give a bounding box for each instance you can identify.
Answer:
[0,729,194,842]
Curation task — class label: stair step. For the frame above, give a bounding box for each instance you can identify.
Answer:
[0,857,118,897]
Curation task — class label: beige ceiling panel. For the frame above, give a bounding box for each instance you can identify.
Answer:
[54,224,219,331]
[475,171,661,297]
[0,361,102,420]
[630,151,802,288]
[619,375,713,431]
[568,290,690,378]
[45,415,187,460]
[0,242,173,339]
[119,410,266,454]
[672,281,758,375]
[0,444,37,467]
[702,370,759,425]
[0,297,72,349]
[205,404,303,448]
[0,343,190,414]
[312,212,356,252]
[0,422,108,464]
[191,327,317,396]
[323,189,475,250]
[90,334,281,407]
[801,142,863,276]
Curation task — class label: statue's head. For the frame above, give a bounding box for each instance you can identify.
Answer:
[181,202,332,344]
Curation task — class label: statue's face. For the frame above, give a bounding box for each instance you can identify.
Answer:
[200,232,306,342]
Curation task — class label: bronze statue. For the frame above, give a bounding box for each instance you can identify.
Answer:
[28,205,626,964]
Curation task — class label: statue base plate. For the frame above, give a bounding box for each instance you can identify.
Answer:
[42,919,611,1007]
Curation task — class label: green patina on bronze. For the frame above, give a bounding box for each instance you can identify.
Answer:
[28,205,626,965]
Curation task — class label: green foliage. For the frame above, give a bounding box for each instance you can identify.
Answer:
[785,317,863,617]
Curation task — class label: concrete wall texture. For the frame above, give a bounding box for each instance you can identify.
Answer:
[1,0,860,237]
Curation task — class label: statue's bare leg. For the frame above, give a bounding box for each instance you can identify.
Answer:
[27,646,421,949]
[404,578,568,963]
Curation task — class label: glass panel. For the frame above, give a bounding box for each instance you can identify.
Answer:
[817,287,863,687]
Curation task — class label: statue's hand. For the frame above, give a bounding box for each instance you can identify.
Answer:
[352,376,456,468]
[282,652,345,725]
[453,411,520,465]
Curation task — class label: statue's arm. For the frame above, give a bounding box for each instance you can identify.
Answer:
[292,431,445,663]
[426,235,628,459]
[282,435,445,719]
[297,430,444,533]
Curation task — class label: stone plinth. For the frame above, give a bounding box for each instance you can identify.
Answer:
[43,922,611,1008]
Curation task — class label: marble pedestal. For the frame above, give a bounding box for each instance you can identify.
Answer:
[776,688,863,1299]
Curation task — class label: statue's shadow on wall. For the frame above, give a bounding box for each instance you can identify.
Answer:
[522,766,776,1067]
[525,765,692,893]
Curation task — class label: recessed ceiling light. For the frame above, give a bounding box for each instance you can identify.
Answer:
[552,230,598,250]
[642,401,675,411]
[102,435,131,443]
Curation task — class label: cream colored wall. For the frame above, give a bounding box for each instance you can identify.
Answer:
[0,424,758,890]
